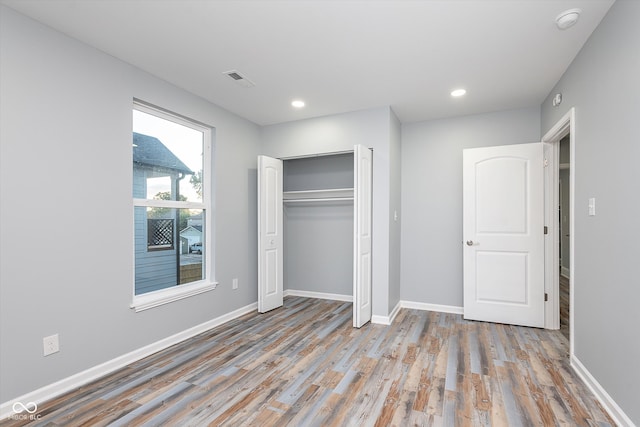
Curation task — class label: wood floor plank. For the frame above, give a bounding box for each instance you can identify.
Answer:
[0,297,616,427]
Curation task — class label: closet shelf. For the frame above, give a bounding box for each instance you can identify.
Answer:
[283,188,354,203]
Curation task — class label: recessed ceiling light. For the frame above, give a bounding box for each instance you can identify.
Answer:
[291,100,305,108]
[451,89,466,97]
[556,8,581,30]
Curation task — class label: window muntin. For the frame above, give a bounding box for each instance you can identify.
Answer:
[132,104,210,299]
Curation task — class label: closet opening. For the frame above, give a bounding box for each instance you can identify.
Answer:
[258,146,373,327]
[283,153,355,302]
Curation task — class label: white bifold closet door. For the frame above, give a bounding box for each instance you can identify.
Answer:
[257,145,373,327]
[353,145,373,328]
[257,155,283,313]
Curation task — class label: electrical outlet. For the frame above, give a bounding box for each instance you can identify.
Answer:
[43,334,59,356]
[232,278,239,290]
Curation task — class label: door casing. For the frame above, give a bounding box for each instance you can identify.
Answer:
[542,108,575,347]
[461,107,575,332]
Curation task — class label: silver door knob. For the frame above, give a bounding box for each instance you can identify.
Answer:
[466,240,474,246]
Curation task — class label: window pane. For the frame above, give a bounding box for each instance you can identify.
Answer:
[146,176,171,200]
[135,207,205,295]
[133,110,204,203]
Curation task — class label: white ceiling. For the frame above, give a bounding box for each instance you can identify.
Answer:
[1,0,614,125]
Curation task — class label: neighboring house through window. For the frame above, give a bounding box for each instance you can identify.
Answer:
[132,101,214,311]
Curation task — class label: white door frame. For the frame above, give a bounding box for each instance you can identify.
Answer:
[542,108,575,351]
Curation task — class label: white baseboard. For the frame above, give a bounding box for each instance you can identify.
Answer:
[283,294,463,322]
[373,300,463,325]
[371,315,388,325]
[371,300,401,325]
[571,356,635,427]
[400,300,464,315]
[284,289,353,302]
[389,301,401,324]
[0,302,258,420]
[561,267,570,279]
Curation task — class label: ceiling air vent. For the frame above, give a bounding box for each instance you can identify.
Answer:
[223,70,255,88]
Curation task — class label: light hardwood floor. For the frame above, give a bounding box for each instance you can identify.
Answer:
[1,297,613,426]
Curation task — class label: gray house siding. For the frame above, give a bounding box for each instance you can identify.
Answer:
[133,162,179,295]
[134,207,178,295]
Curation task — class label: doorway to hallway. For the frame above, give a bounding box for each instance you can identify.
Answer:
[558,134,571,341]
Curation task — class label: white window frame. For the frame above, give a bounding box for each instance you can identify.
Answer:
[131,101,216,312]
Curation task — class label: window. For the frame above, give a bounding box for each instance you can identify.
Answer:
[132,102,214,311]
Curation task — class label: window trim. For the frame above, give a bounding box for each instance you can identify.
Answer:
[131,281,216,312]
[131,101,216,312]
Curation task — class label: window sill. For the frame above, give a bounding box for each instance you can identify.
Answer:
[131,281,218,312]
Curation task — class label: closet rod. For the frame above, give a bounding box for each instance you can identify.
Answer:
[283,197,354,203]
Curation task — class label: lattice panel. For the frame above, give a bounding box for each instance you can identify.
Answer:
[148,218,174,249]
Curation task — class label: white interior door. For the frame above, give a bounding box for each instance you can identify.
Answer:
[463,143,545,328]
[258,155,283,313]
[353,145,373,328]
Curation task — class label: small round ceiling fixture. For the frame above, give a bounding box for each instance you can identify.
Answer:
[291,100,305,108]
[556,8,581,30]
[451,89,466,97]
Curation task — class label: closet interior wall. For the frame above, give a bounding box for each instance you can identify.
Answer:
[283,153,355,297]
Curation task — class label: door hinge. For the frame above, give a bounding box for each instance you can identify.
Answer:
[544,226,548,235]
[544,293,548,302]
[544,158,549,167]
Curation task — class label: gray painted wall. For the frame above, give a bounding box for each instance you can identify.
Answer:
[284,203,353,296]
[400,107,541,307]
[260,107,396,318]
[283,154,354,191]
[0,5,260,403]
[388,111,402,313]
[540,0,640,422]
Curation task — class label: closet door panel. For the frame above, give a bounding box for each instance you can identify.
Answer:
[258,155,283,313]
[354,145,373,327]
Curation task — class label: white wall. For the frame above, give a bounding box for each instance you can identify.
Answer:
[541,0,640,423]
[400,107,541,308]
[0,5,260,403]
[260,107,398,318]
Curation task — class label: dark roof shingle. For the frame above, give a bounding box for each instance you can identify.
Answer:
[133,132,193,175]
